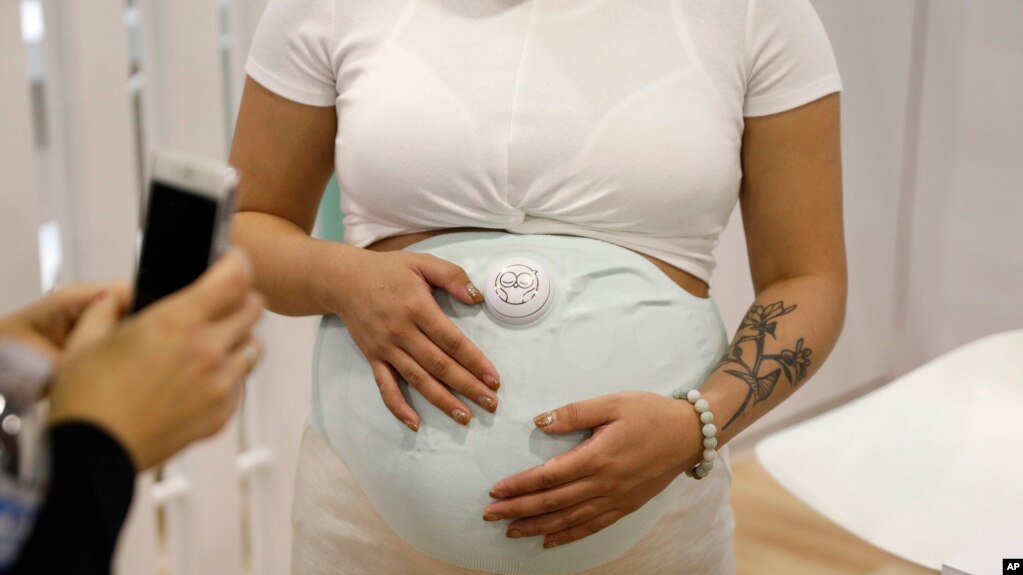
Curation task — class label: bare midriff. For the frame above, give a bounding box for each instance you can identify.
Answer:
[365,227,711,299]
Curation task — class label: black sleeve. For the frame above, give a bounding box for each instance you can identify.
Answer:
[10,422,136,575]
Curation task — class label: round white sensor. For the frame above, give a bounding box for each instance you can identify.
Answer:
[482,257,555,325]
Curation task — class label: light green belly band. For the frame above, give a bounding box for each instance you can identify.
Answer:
[313,232,728,574]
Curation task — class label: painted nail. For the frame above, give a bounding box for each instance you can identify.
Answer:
[533,411,556,428]
[403,419,419,432]
[543,540,559,549]
[483,513,501,522]
[489,489,506,499]
[465,282,483,303]
[507,529,522,539]
[483,374,500,390]
[231,248,254,276]
[91,290,109,303]
[478,395,498,413]
[451,409,470,425]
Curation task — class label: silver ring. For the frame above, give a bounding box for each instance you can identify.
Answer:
[242,343,260,370]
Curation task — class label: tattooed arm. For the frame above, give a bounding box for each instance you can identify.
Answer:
[700,92,847,446]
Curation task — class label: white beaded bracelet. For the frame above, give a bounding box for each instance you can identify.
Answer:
[670,387,718,480]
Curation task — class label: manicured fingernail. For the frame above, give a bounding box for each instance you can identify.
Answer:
[543,540,559,549]
[451,409,470,425]
[483,375,500,390]
[483,513,501,522]
[533,411,555,428]
[92,290,109,303]
[478,396,497,413]
[507,529,522,539]
[229,247,253,275]
[465,282,483,303]
[403,419,419,432]
[489,489,506,499]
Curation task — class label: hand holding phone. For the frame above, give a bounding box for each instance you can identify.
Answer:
[53,251,264,470]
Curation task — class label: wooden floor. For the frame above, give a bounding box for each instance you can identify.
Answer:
[731,454,937,575]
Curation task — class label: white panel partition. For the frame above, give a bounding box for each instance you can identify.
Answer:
[112,473,160,575]
[40,0,138,283]
[240,313,316,575]
[227,0,271,116]
[0,1,44,313]
[160,427,244,575]
[137,0,229,159]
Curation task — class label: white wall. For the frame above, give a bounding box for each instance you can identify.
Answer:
[902,0,1023,372]
[42,0,139,283]
[0,0,43,313]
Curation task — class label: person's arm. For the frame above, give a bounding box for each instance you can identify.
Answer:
[10,423,135,575]
[694,93,846,445]
[229,77,342,317]
[229,77,501,429]
[10,253,263,573]
[2,253,263,573]
[483,93,846,547]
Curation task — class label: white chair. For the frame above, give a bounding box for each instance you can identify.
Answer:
[756,330,1023,572]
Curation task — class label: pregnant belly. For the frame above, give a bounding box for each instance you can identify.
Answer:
[312,233,728,575]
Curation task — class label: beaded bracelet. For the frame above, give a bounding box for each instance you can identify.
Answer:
[670,387,718,480]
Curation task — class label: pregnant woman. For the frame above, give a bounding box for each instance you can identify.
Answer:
[231,1,846,573]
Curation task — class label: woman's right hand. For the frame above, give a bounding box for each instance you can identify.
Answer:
[330,248,500,431]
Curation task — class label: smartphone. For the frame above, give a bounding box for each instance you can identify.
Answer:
[130,148,240,313]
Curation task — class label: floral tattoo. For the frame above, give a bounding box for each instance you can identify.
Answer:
[715,301,812,430]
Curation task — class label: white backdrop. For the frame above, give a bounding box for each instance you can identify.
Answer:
[0,0,43,311]
[903,0,1023,372]
[1,0,1021,571]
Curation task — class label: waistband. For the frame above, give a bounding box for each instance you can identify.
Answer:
[401,230,715,309]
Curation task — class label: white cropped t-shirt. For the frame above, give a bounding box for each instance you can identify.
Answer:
[246,0,842,283]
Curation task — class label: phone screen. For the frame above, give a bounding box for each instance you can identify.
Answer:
[131,180,219,313]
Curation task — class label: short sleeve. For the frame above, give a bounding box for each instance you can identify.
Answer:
[245,0,338,107]
[743,0,842,117]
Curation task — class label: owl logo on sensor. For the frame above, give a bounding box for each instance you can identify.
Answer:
[482,257,554,325]
[495,264,539,305]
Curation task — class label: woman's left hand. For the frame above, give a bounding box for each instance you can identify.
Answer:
[483,391,705,548]
[0,283,129,362]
